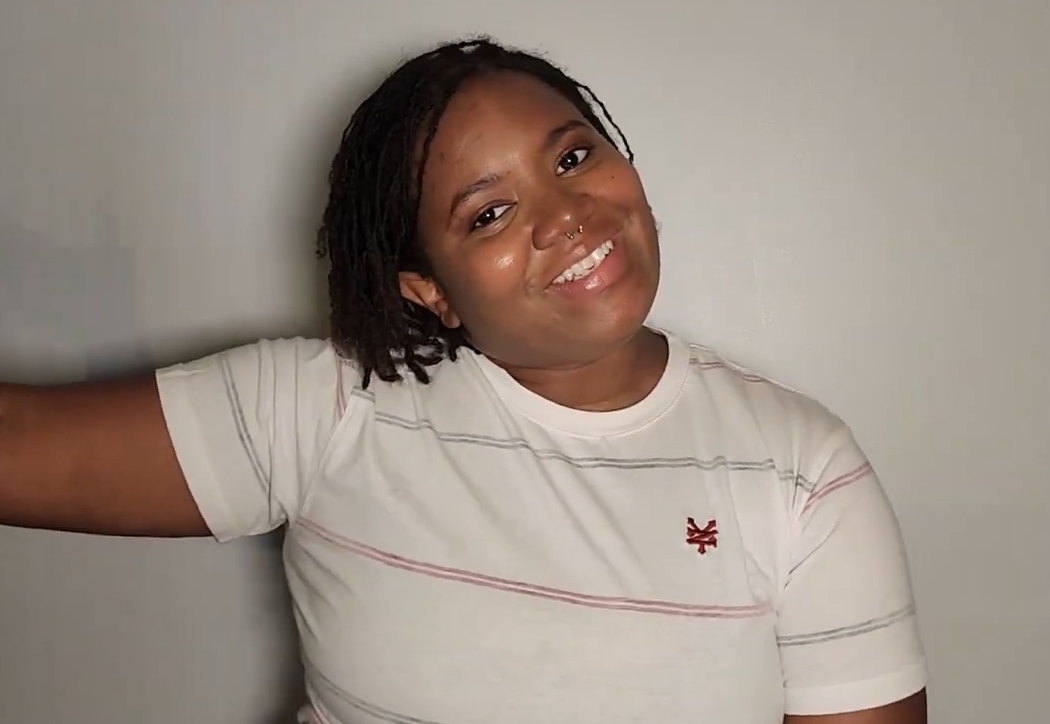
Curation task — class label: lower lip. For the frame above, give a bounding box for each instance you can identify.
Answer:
[546,242,629,299]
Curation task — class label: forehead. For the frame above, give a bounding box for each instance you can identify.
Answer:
[438,72,583,146]
[420,72,588,191]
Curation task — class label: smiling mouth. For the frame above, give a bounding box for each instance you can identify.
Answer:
[550,240,615,285]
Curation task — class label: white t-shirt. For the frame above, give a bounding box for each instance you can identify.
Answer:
[155,330,926,724]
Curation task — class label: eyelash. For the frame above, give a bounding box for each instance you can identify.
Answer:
[470,144,595,230]
[556,145,592,175]
[471,203,512,230]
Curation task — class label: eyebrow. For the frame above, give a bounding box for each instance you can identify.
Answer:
[449,173,501,217]
[543,119,588,152]
[447,119,590,218]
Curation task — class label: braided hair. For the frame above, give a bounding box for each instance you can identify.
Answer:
[317,36,633,387]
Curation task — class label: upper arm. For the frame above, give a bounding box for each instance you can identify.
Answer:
[776,421,927,716]
[0,336,349,540]
[785,689,927,724]
[0,373,209,537]
[154,336,349,541]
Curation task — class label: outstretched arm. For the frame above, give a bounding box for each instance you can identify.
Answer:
[0,376,209,537]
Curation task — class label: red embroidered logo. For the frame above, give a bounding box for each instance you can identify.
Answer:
[686,517,718,555]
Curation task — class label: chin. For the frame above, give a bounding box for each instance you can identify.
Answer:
[587,291,657,350]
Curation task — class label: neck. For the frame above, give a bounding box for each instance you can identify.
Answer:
[500,327,669,412]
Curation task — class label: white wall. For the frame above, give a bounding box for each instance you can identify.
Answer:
[1,1,1047,722]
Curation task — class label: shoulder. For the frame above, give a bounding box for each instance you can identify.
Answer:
[331,346,493,427]
[157,336,363,428]
[159,336,346,377]
[677,336,850,459]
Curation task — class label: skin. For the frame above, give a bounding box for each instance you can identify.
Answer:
[0,69,925,722]
[398,71,927,724]
[0,377,207,537]
[400,72,668,412]
[787,690,928,724]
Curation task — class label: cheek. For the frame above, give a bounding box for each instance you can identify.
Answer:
[493,249,516,271]
[617,172,657,236]
[619,169,650,208]
[598,164,649,218]
[443,241,530,313]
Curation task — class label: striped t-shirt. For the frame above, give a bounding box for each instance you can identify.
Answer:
[155,330,926,724]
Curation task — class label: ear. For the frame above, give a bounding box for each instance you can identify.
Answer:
[398,271,462,329]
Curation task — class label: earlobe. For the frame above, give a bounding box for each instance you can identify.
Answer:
[398,272,462,329]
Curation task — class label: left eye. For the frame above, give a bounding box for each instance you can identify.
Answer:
[556,147,590,175]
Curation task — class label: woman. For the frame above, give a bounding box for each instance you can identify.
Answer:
[0,38,926,723]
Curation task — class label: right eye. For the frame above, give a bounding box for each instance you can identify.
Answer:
[472,203,512,230]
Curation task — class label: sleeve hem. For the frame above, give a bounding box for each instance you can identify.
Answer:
[155,369,241,543]
[783,660,927,716]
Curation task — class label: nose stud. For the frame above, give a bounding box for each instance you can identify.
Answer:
[565,224,584,241]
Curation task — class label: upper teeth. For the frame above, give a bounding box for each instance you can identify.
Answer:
[553,240,614,284]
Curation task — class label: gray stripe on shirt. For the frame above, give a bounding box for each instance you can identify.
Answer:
[219,353,269,489]
[777,604,916,647]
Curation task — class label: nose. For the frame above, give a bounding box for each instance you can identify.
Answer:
[532,189,595,251]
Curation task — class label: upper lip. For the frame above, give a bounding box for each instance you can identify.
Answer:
[544,232,620,288]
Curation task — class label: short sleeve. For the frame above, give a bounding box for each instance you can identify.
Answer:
[155,337,353,542]
[777,425,927,716]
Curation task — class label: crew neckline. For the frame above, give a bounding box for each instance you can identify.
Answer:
[467,329,690,437]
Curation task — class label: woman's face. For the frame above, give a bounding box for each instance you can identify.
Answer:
[403,71,660,371]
